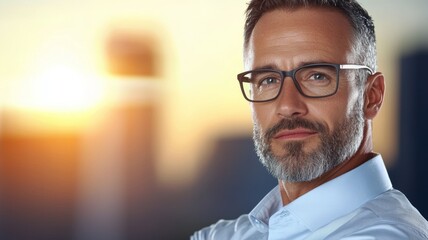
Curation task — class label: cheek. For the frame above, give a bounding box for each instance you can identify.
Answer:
[251,104,274,128]
[309,92,359,132]
[337,80,363,116]
[250,105,261,126]
[342,85,362,117]
[306,94,346,126]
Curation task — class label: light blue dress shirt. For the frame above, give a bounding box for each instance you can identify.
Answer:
[191,155,428,239]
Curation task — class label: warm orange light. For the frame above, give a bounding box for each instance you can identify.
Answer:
[1,55,108,134]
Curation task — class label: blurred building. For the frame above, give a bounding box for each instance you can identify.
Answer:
[390,49,428,218]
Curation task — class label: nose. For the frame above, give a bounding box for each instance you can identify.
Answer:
[275,77,308,118]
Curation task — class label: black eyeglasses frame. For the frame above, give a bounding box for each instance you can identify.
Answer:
[237,63,374,102]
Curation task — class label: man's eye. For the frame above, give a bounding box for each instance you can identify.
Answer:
[309,73,327,81]
[259,77,280,86]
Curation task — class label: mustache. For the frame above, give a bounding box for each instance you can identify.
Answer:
[265,118,326,140]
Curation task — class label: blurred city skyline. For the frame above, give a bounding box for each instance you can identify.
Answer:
[1,0,428,185]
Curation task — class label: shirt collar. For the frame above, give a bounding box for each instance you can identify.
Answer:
[248,185,282,233]
[249,155,393,232]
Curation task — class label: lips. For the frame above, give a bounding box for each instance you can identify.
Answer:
[273,128,318,140]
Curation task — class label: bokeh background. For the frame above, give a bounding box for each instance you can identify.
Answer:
[0,0,427,239]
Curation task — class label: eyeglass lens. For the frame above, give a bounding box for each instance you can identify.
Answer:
[240,65,338,101]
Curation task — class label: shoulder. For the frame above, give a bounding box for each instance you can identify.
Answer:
[331,189,428,239]
[364,189,428,231]
[191,214,263,240]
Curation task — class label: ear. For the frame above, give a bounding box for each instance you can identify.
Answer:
[363,72,385,120]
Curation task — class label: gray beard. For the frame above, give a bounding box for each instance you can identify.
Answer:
[253,100,364,183]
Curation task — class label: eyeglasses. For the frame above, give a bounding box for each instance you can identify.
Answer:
[237,63,374,102]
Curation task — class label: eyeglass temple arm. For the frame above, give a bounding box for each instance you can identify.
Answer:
[340,64,374,75]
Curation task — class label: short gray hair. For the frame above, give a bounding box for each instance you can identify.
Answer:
[244,0,377,78]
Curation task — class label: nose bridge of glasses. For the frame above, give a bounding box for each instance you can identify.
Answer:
[279,69,303,94]
[281,69,294,79]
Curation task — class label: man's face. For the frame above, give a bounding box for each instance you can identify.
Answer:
[247,8,365,182]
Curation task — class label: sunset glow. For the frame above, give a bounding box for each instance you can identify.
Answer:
[21,64,104,112]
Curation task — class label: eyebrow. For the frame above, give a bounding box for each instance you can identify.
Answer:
[253,60,334,71]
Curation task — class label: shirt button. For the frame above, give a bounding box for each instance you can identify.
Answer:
[251,216,258,222]
[250,216,268,233]
[251,216,264,226]
[280,210,290,217]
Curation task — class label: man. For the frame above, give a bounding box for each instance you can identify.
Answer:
[192,0,428,239]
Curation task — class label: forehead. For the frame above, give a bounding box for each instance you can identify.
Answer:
[246,7,354,69]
